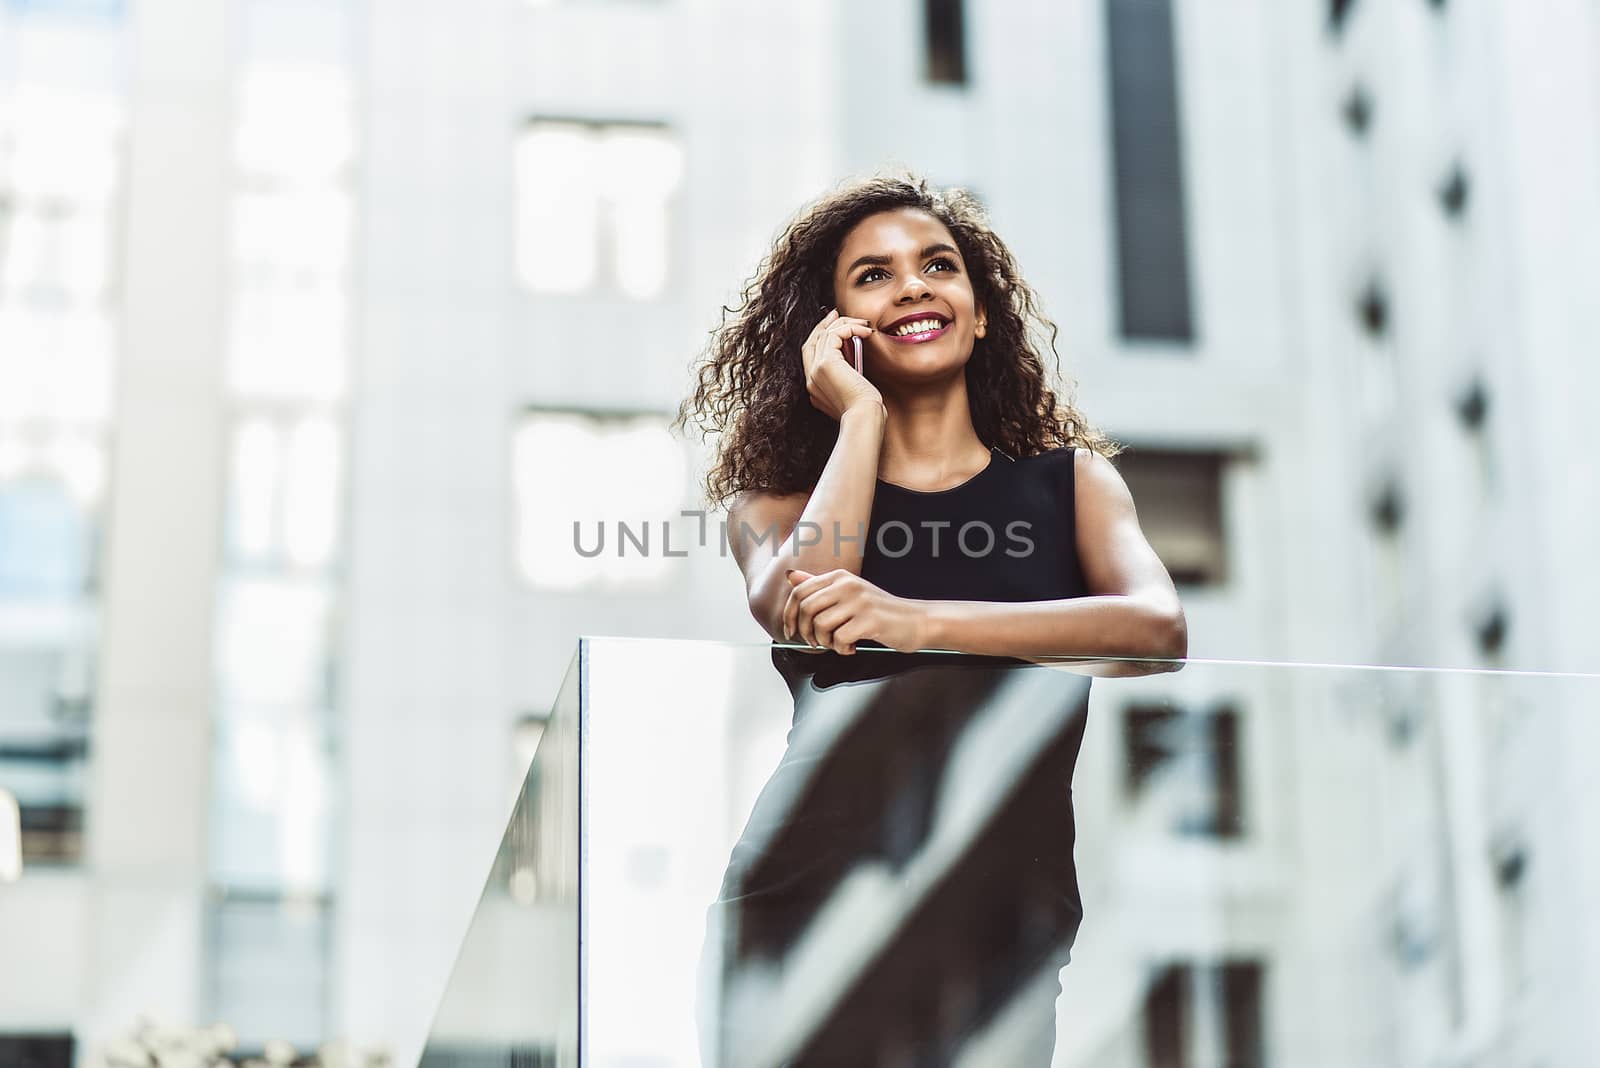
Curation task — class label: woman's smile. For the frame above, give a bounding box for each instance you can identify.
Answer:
[882,319,953,344]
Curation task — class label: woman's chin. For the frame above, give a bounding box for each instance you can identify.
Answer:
[876,349,973,380]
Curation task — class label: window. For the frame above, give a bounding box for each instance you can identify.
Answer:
[1112,448,1229,587]
[0,478,95,596]
[0,1035,73,1068]
[924,0,967,86]
[225,415,343,569]
[514,120,683,299]
[229,65,354,403]
[1356,277,1389,339]
[1143,960,1265,1067]
[1123,702,1243,837]
[1437,162,1469,220]
[1143,963,1188,1068]
[0,648,92,868]
[206,2,356,1044]
[0,18,126,877]
[512,410,690,590]
[1329,0,1357,34]
[1105,0,1194,342]
[1341,83,1374,137]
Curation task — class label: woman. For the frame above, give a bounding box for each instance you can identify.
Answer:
[675,172,1187,1063]
[677,172,1184,663]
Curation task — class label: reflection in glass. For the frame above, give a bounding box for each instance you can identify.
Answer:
[701,648,1095,1065]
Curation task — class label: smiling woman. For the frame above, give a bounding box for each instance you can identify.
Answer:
[673,171,1184,663]
[674,171,1187,1064]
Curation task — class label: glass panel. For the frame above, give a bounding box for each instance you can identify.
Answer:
[419,646,581,1067]
[419,639,1600,1068]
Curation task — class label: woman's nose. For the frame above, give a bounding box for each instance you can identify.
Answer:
[896,277,933,302]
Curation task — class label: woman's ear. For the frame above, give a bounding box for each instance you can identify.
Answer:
[975,304,988,338]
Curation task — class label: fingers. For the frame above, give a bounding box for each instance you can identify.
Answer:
[782,571,845,647]
[808,309,838,344]
[831,619,864,655]
[781,571,807,641]
[795,585,848,648]
[810,310,872,347]
[827,319,875,342]
[782,569,822,641]
[812,604,853,653]
[801,310,839,373]
[779,569,879,653]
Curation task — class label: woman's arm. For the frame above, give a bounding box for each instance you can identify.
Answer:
[728,402,887,639]
[920,449,1187,661]
[920,596,1186,666]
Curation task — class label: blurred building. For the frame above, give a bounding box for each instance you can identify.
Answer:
[2,0,1598,1065]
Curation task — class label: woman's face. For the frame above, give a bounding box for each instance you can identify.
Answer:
[831,207,986,381]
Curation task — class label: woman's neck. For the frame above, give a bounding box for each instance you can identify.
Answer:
[876,388,988,488]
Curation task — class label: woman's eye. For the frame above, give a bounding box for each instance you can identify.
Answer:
[859,259,957,284]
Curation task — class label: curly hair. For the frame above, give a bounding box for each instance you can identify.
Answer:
[673,171,1119,510]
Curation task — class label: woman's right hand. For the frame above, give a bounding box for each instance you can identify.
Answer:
[800,309,882,422]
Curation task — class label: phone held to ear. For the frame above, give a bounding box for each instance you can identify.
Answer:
[851,335,863,374]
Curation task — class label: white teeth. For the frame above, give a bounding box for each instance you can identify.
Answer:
[892,318,946,337]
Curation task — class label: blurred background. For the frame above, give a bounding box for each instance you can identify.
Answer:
[1,0,1597,1063]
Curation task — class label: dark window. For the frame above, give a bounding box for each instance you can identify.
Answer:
[924,0,967,85]
[1472,599,1509,659]
[1369,476,1405,536]
[1205,711,1243,837]
[19,802,84,865]
[1112,448,1229,587]
[1341,83,1374,136]
[1143,961,1266,1066]
[0,649,92,866]
[1220,960,1265,1068]
[1105,0,1195,342]
[418,1048,558,1068]
[0,1035,74,1068]
[1124,704,1178,796]
[1438,162,1470,219]
[1143,964,1190,1068]
[1123,702,1244,838]
[1357,278,1390,338]
[1454,375,1489,431]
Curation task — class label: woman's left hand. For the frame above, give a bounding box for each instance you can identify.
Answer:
[782,568,930,654]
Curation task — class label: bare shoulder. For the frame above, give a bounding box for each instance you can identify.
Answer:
[1073,448,1137,512]
[726,488,811,575]
[1072,447,1179,605]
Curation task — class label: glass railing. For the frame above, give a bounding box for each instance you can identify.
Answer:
[419,640,582,1067]
[418,638,1600,1067]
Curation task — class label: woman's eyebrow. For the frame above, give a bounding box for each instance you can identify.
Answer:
[844,242,960,275]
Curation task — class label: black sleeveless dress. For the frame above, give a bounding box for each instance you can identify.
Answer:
[704,446,1094,1066]
[863,443,1090,604]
